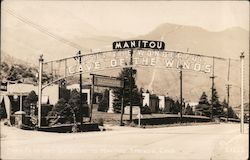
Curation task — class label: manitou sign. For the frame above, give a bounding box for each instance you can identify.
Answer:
[113,40,165,50]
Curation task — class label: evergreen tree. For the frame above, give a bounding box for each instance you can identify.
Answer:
[172,100,180,114]
[228,107,238,119]
[195,92,210,117]
[184,103,194,115]
[23,90,38,115]
[68,89,81,122]
[47,89,84,125]
[199,92,209,104]
[221,99,228,117]
[211,88,223,117]
[112,68,141,113]
[98,89,109,112]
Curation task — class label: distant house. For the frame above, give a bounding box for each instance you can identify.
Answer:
[233,103,249,120]
[149,94,159,113]
[164,96,175,113]
[188,102,199,112]
[142,91,159,113]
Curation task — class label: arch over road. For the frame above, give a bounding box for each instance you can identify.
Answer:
[37,47,244,133]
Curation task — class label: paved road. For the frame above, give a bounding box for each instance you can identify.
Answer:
[1,123,248,160]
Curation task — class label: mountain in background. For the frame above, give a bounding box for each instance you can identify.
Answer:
[2,23,249,106]
[136,23,248,59]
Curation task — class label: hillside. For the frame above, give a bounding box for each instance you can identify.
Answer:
[137,23,249,59]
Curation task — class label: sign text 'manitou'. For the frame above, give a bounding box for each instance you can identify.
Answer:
[113,40,165,50]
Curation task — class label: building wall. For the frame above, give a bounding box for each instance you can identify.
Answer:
[83,89,91,105]
[142,93,150,106]
[164,97,175,113]
[43,85,59,105]
[7,83,37,93]
[149,96,159,113]
[158,96,165,110]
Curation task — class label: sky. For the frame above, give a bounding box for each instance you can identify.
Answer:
[1,1,249,38]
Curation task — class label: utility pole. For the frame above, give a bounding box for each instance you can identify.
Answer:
[226,84,231,121]
[89,74,94,122]
[226,58,231,122]
[78,51,83,128]
[120,78,125,126]
[240,52,244,134]
[210,57,216,121]
[38,54,43,128]
[129,49,133,123]
[179,65,183,123]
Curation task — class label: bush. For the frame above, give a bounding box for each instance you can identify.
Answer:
[141,104,152,114]
[98,90,109,112]
[97,118,104,126]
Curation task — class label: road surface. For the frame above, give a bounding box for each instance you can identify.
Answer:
[1,122,248,160]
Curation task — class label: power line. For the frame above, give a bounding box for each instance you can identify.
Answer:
[3,7,85,50]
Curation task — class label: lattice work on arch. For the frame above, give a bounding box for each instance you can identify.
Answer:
[41,49,248,107]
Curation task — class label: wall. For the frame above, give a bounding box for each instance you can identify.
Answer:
[158,96,165,110]
[43,85,59,105]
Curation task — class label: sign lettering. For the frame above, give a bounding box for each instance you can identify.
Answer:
[113,40,165,50]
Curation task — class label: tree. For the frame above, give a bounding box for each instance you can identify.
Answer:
[112,68,142,113]
[199,92,209,104]
[23,90,38,115]
[184,103,194,115]
[47,89,83,126]
[162,96,175,113]
[211,88,223,117]
[171,100,180,114]
[47,98,73,125]
[7,66,20,81]
[68,89,81,122]
[98,89,109,112]
[227,107,238,119]
[195,92,211,117]
[221,99,228,118]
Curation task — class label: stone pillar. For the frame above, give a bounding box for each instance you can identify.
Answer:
[158,96,165,110]
[14,111,26,128]
[107,89,114,113]
[142,92,150,107]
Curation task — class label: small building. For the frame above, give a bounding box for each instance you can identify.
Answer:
[158,96,165,110]
[149,94,159,113]
[164,96,175,113]
[0,83,69,122]
[142,91,159,113]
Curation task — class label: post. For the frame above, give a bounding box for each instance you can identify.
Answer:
[20,93,23,111]
[226,84,231,121]
[120,79,125,126]
[226,58,231,122]
[89,74,94,122]
[38,54,43,128]
[240,52,244,134]
[129,49,133,123]
[78,51,83,127]
[179,65,183,123]
[138,107,141,128]
[210,57,215,121]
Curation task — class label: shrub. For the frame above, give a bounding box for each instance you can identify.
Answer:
[97,118,104,126]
